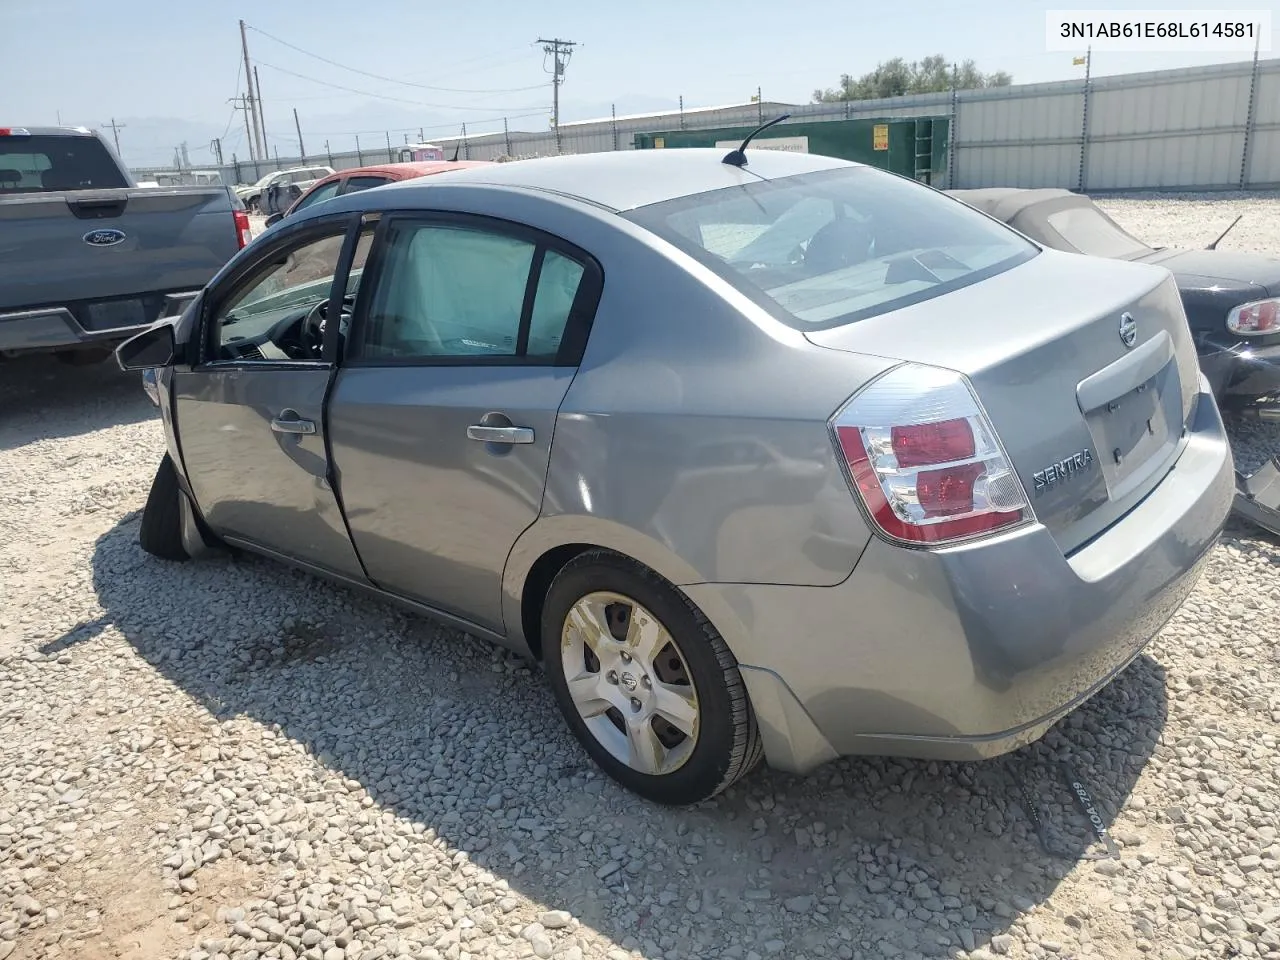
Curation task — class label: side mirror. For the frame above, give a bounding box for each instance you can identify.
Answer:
[265,212,284,228]
[115,322,176,371]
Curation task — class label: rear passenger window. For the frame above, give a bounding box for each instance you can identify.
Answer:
[356,221,588,362]
[528,250,585,358]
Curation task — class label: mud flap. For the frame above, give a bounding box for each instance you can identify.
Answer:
[1234,458,1280,537]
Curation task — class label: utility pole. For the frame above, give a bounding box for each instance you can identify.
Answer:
[293,108,306,161]
[211,138,224,165]
[538,37,576,153]
[233,95,257,162]
[180,141,191,169]
[254,66,269,156]
[239,20,266,162]
[104,118,126,155]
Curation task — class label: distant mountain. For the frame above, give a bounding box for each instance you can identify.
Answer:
[106,93,694,168]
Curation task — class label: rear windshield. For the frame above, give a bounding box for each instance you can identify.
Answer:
[625,166,1037,330]
[0,135,128,192]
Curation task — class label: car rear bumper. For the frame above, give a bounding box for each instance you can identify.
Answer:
[1200,338,1280,404]
[0,292,201,354]
[685,379,1234,774]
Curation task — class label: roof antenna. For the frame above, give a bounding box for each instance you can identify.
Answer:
[722,113,791,168]
[451,141,461,162]
[1206,214,1242,250]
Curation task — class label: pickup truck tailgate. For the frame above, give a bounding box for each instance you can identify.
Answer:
[0,188,238,316]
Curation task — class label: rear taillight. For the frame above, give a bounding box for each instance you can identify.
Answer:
[0,127,30,137]
[831,363,1032,546]
[1227,298,1279,336]
[233,209,252,249]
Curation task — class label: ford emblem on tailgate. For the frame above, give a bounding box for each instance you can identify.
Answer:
[83,228,127,247]
[1119,311,1138,348]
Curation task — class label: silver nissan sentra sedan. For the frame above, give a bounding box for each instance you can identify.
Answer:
[117,144,1235,806]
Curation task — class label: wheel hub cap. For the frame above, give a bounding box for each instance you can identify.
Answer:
[560,591,700,776]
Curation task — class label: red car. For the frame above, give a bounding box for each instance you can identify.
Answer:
[264,160,492,227]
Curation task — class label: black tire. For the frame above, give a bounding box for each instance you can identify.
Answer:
[139,454,190,562]
[542,550,763,805]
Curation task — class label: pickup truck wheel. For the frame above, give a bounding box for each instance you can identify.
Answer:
[542,550,763,806]
[139,454,189,562]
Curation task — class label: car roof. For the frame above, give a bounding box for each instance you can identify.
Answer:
[376,148,855,212]
[0,125,99,137]
[298,160,490,197]
[334,160,491,180]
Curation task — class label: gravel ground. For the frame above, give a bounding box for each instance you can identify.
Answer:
[2,197,1280,960]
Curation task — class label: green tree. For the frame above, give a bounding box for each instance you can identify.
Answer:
[813,55,1012,103]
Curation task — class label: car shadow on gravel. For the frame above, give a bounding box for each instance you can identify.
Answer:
[0,355,157,451]
[72,512,1169,958]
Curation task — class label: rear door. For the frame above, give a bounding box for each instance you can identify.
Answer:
[171,213,375,579]
[328,212,602,632]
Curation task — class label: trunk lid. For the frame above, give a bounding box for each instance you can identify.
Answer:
[0,187,238,318]
[806,249,1202,554]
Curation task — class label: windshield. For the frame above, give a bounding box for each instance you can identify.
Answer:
[0,135,128,192]
[625,166,1037,330]
[1044,205,1153,259]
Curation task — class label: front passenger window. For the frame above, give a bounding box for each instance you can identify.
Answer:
[359,222,585,361]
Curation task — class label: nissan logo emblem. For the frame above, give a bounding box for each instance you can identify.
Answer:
[1119,312,1138,349]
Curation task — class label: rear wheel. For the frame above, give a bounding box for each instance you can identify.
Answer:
[542,551,762,805]
[139,454,189,562]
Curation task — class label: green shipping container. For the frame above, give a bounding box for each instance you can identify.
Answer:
[633,116,950,184]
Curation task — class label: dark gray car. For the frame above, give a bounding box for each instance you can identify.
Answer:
[117,149,1234,805]
[947,188,1280,411]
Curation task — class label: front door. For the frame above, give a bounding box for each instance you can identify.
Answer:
[328,214,602,632]
[173,215,374,580]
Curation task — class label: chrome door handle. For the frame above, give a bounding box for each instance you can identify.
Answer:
[467,424,534,444]
[271,415,316,435]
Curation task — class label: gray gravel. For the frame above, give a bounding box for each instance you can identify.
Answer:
[2,196,1280,960]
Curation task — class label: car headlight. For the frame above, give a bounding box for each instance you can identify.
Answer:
[1227,297,1279,336]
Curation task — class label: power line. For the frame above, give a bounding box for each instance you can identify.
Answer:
[301,110,547,139]
[220,58,243,142]
[246,24,547,95]
[255,59,546,112]
[397,44,539,80]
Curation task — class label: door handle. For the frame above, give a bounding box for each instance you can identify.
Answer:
[467,424,534,444]
[271,414,316,435]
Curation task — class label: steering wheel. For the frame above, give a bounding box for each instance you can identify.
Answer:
[300,295,356,356]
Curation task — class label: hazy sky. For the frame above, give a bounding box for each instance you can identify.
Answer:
[3,0,1275,165]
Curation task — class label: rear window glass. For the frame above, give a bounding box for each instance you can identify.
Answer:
[625,166,1037,330]
[0,135,128,192]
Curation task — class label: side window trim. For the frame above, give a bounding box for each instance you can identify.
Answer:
[196,212,363,370]
[342,210,604,369]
